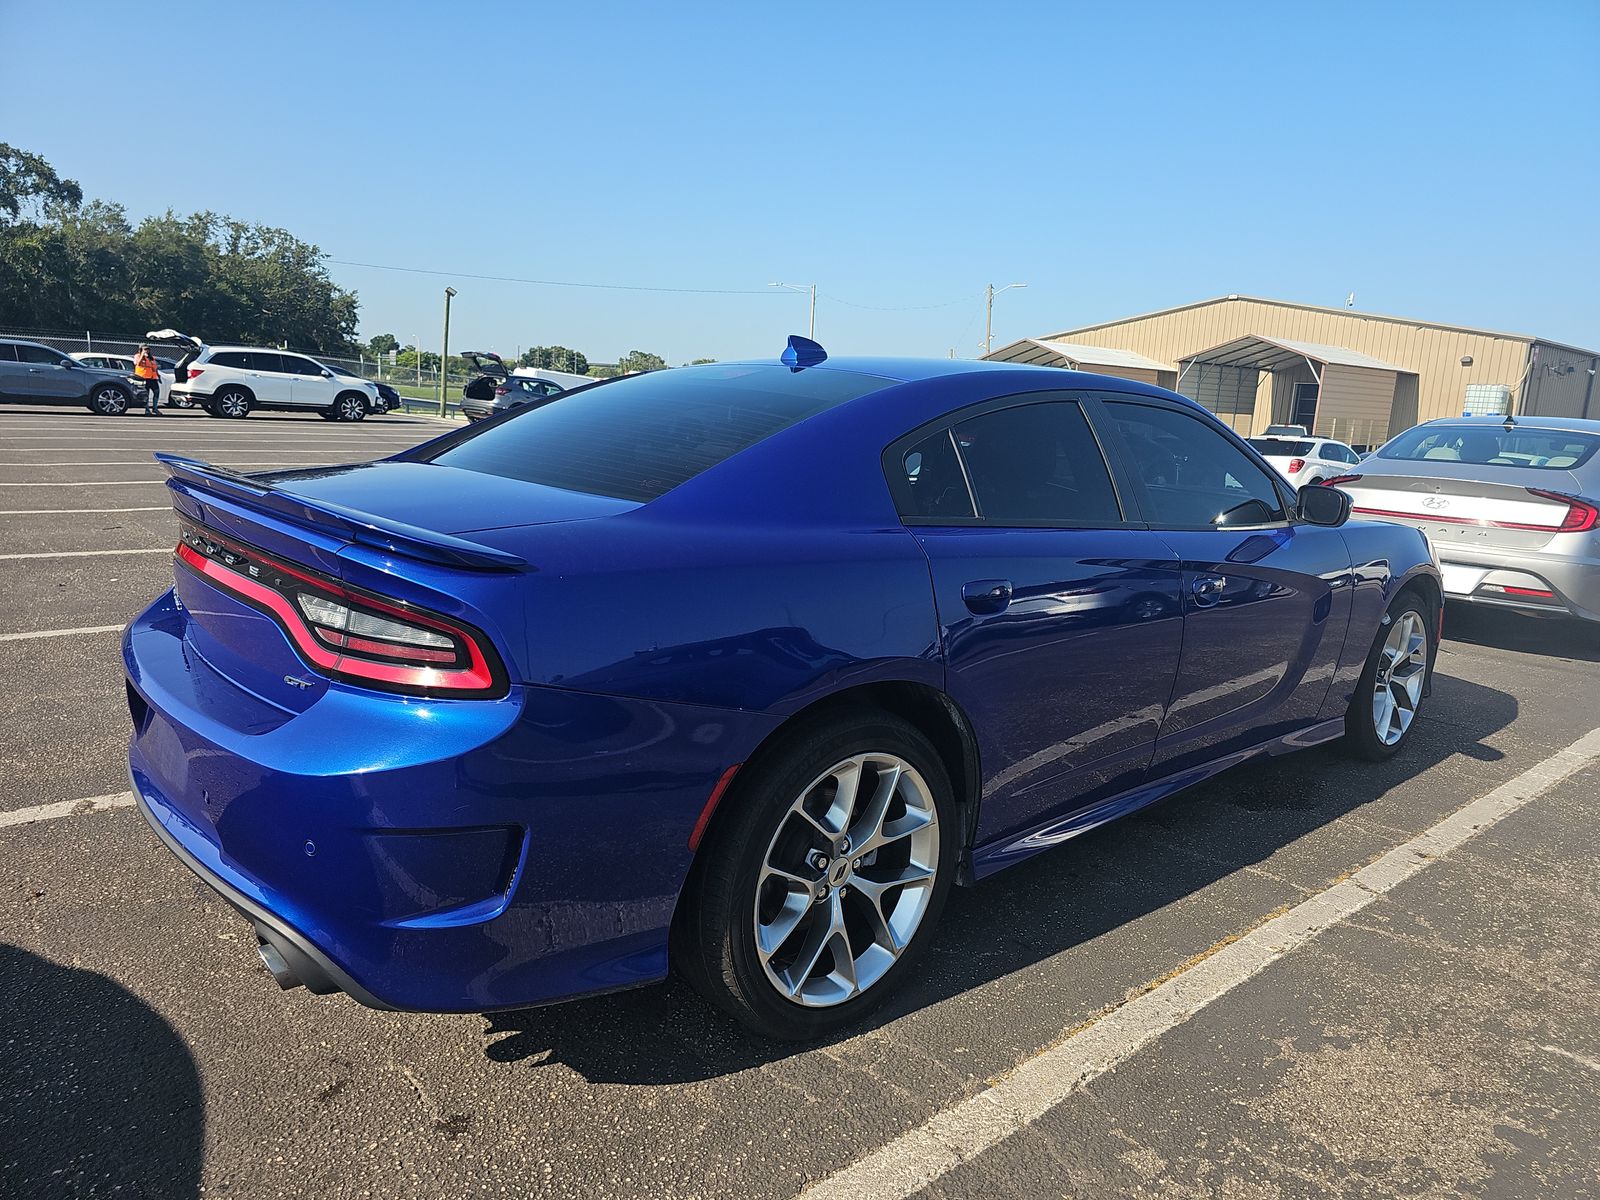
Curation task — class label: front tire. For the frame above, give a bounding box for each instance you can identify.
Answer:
[214,387,252,419]
[332,392,367,422]
[1344,589,1433,760]
[675,710,957,1040]
[87,385,130,416]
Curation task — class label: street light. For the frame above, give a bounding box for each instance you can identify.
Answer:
[770,282,817,339]
[438,286,457,417]
[983,282,1027,357]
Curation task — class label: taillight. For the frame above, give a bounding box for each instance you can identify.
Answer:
[1526,489,1599,533]
[1322,474,1363,487]
[174,524,506,698]
[187,367,204,380]
[493,385,509,397]
[1286,458,1306,474]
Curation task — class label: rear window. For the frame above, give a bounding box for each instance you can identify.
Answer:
[423,364,893,502]
[1247,438,1314,456]
[1378,424,1600,471]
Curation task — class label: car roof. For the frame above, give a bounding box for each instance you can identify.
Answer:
[1417,415,1600,435]
[718,355,1197,404]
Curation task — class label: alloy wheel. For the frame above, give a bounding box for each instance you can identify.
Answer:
[754,752,939,1008]
[219,390,249,418]
[1372,610,1427,746]
[92,386,128,415]
[339,396,365,421]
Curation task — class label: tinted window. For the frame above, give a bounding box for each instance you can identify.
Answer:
[282,356,324,376]
[890,430,975,520]
[1107,401,1286,527]
[0,344,16,362]
[210,351,281,371]
[953,401,1121,525]
[1247,438,1314,456]
[425,364,892,502]
[1377,424,1599,471]
[15,344,68,365]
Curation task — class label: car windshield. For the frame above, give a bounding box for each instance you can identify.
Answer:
[423,364,894,502]
[1377,424,1600,471]
[1248,438,1314,456]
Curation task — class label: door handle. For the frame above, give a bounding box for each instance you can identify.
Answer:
[1191,575,1226,607]
[962,579,1013,615]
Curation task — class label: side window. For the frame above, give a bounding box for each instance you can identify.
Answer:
[254,353,288,374]
[953,401,1122,525]
[0,343,16,362]
[888,429,976,520]
[210,352,246,369]
[285,356,324,376]
[15,344,69,365]
[1104,401,1286,528]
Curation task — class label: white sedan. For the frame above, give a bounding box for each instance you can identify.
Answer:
[1247,435,1364,487]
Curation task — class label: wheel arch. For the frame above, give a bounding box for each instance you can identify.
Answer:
[213,381,256,403]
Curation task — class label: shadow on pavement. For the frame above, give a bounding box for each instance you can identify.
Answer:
[1443,602,1600,663]
[480,671,1517,1083]
[0,944,203,1199]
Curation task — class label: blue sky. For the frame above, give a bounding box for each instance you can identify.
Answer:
[5,1,1597,362]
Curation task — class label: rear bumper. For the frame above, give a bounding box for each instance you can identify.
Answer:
[124,589,781,1012]
[1433,541,1600,622]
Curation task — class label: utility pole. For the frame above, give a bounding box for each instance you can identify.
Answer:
[770,282,817,339]
[984,282,1027,357]
[438,287,456,418]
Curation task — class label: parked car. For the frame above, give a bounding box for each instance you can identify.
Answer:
[1324,415,1600,622]
[161,336,379,420]
[71,352,186,407]
[0,338,137,415]
[1263,423,1309,437]
[326,366,395,415]
[371,380,400,414]
[1247,435,1364,487]
[459,352,575,421]
[124,340,1440,1039]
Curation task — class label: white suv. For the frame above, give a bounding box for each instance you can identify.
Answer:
[1246,435,1364,487]
[169,343,378,421]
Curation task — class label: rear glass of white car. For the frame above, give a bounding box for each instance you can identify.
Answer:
[423,364,894,502]
[1378,424,1599,471]
[1247,438,1314,456]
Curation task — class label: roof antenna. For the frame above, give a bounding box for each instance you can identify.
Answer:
[781,334,827,369]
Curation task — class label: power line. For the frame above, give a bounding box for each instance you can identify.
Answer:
[327,258,777,296]
[820,290,977,312]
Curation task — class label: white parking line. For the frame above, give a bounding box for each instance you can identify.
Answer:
[0,548,167,560]
[0,480,169,488]
[799,725,1600,1200]
[0,792,135,829]
[0,460,366,467]
[0,507,168,515]
[0,624,124,642]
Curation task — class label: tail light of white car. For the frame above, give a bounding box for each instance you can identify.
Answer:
[1286,457,1305,474]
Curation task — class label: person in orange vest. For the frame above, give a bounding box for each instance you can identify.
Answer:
[132,345,162,416]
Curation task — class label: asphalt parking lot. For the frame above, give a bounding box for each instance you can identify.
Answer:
[3,406,1599,1200]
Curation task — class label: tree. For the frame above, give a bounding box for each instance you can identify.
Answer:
[367,332,399,357]
[616,349,667,374]
[586,364,622,379]
[688,358,717,365]
[519,345,589,375]
[0,142,82,224]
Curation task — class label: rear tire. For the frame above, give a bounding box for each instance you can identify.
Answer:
[1343,588,1433,761]
[214,387,252,419]
[674,710,957,1040]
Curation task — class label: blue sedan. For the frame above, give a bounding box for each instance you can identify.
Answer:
[123,339,1441,1039]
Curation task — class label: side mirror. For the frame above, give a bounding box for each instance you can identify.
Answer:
[1297,483,1352,527]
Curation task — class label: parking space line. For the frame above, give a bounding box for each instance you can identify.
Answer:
[0,792,135,829]
[0,625,125,642]
[799,725,1600,1200]
[0,460,366,467]
[0,507,168,515]
[0,480,169,487]
[0,548,167,560]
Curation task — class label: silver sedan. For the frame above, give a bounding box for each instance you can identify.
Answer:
[1324,415,1600,622]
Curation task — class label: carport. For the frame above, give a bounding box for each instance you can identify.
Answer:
[984,338,1178,390]
[1176,334,1417,448]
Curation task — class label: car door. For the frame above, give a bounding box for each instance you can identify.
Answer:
[1095,397,1353,775]
[0,343,26,401]
[13,343,80,399]
[281,355,335,408]
[887,394,1185,859]
[238,352,293,405]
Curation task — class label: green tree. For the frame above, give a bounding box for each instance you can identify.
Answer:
[519,344,589,374]
[0,142,82,223]
[688,358,717,365]
[616,349,667,374]
[586,364,622,379]
[367,332,399,357]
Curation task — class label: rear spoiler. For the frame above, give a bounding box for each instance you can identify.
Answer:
[154,454,528,573]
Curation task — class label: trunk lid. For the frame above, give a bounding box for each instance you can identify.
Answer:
[1339,467,1585,552]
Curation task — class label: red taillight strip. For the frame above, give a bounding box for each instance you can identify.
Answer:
[1527,488,1599,533]
[1350,506,1580,533]
[175,540,500,695]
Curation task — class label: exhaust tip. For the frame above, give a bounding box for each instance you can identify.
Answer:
[256,936,302,990]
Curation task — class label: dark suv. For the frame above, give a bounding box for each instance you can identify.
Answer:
[0,338,139,415]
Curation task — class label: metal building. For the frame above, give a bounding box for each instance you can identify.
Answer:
[986,295,1598,449]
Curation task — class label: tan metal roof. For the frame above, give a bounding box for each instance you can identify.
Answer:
[985,338,1170,371]
[1179,334,1410,374]
[1047,294,1598,358]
